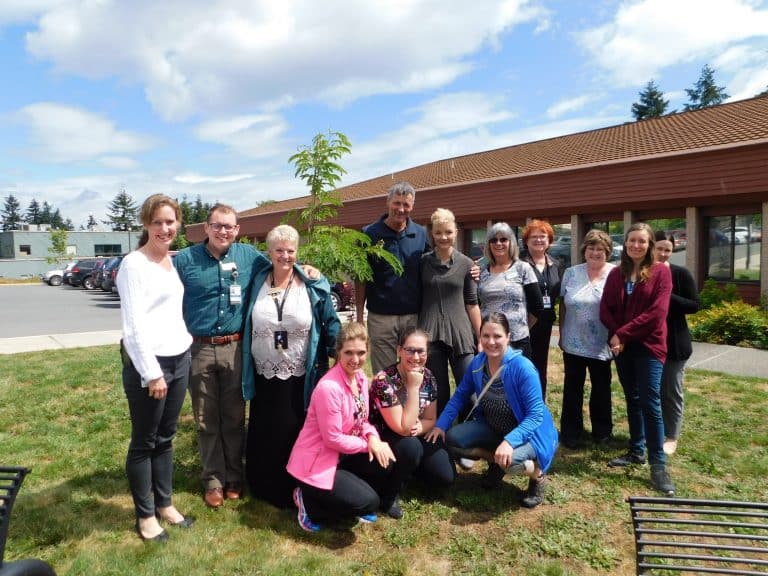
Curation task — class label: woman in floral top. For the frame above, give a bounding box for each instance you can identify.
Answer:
[370,328,456,519]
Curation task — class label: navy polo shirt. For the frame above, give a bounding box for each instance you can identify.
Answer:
[363,215,429,315]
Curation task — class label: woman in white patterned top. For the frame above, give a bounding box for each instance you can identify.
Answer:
[241,224,340,508]
[558,229,615,449]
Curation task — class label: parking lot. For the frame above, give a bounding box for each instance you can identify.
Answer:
[0,283,121,338]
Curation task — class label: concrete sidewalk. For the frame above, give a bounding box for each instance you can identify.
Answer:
[0,329,765,380]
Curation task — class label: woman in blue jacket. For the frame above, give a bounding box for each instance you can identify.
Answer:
[426,312,558,508]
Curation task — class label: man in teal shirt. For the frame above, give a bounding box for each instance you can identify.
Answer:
[175,204,269,508]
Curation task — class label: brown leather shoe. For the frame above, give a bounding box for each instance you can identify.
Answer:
[224,485,242,500]
[204,487,224,508]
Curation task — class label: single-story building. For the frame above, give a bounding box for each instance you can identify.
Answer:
[187,96,768,304]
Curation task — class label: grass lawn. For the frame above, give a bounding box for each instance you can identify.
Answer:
[1,346,767,575]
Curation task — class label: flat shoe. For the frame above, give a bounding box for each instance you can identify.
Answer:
[135,520,169,543]
[156,512,195,529]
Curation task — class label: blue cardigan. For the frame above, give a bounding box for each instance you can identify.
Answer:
[241,265,341,409]
[436,347,559,472]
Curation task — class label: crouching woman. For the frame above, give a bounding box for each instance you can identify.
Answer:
[426,312,558,508]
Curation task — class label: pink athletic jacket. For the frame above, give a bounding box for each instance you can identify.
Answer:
[287,363,380,490]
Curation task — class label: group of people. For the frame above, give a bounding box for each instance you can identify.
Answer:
[116,181,697,539]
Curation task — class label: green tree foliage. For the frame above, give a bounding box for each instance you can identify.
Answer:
[40,201,52,224]
[684,65,729,111]
[2,194,23,230]
[46,228,69,264]
[758,85,768,97]
[631,80,670,120]
[285,130,402,282]
[104,187,139,231]
[86,214,98,229]
[26,199,42,224]
[50,208,64,229]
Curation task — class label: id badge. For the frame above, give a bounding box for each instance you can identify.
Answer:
[274,330,288,350]
[229,284,242,305]
[542,295,552,309]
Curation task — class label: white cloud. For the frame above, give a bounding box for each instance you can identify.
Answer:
[24,0,548,121]
[194,114,288,159]
[99,156,138,170]
[579,0,768,86]
[17,103,156,163]
[174,172,256,185]
[713,43,768,101]
[0,0,67,26]
[546,94,602,119]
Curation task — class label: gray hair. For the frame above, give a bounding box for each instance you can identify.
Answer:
[486,222,519,264]
[387,181,415,202]
[266,224,300,248]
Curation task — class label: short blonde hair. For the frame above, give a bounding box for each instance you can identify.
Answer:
[430,208,456,228]
[266,224,300,248]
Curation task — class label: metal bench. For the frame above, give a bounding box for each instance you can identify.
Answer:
[628,496,768,575]
[0,467,56,576]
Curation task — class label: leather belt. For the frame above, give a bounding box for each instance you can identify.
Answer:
[193,333,242,345]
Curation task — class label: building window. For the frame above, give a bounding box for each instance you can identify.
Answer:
[707,215,761,282]
[19,244,31,255]
[94,244,122,257]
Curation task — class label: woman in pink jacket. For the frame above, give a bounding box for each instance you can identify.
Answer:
[286,322,396,532]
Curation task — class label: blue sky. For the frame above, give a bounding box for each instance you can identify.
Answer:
[1,0,767,228]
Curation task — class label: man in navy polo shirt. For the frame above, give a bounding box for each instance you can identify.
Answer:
[356,181,429,373]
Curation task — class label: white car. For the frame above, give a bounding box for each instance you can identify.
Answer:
[40,262,75,286]
[723,227,750,244]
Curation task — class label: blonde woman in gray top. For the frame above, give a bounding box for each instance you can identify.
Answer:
[419,208,481,414]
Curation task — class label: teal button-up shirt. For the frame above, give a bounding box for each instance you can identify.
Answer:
[175,241,269,337]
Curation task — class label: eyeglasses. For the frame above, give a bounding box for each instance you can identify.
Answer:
[208,222,237,233]
[402,347,427,356]
[489,237,509,245]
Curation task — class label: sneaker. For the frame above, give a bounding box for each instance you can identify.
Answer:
[481,463,506,490]
[608,451,646,467]
[663,439,678,455]
[650,465,676,496]
[457,458,477,471]
[521,475,548,508]
[383,497,403,519]
[357,513,378,524]
[293,488,321,532]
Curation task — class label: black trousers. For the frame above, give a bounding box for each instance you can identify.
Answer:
[381,430,456,502]
[559,352,613,444]
[426,340,473,416]
[123,349,190,519]
[246,374,305,509]
[529,320,554,399]
[299,453,390,523]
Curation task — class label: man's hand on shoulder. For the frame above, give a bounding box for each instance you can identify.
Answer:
[301,264,321,280]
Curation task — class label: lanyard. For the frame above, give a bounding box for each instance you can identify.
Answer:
[270,270,295,322]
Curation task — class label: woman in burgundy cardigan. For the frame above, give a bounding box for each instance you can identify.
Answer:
[600,223,674,496]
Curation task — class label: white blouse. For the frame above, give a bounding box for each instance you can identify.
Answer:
[250,278,312,380]
[116,250,192,385]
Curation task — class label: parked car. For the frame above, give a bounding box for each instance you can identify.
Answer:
[68,259,101,287]
[668,229,688,251]
[723,227,750,244]
[330,281,354,312]
[40,262,75,286]
[100,256,123,292]
[84,259,108,290]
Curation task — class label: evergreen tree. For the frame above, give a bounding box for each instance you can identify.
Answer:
[103,187,139,231]
[758,85,768,97]
[50,208,64,229]
[26,199,42,224]
[40,201,52,224]
[86,214,98,230]
[684,65,729,111]
[2,194,23,231]
[631,80,670,120]
[64,218,74,231]
[192,195,211,223]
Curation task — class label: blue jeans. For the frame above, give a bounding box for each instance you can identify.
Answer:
[446,420,537,473]
[615,344,665,466]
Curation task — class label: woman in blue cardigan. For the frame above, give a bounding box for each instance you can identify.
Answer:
[426,312,558,508]
[241,225,340,508]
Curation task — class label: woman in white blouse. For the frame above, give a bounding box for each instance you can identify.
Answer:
[241,225,340,508]
[117,194,194,542]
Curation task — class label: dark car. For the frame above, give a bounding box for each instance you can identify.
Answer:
[84,259,108,290]
[330,281,354,312]
[68,259,101,288]
[100,256,123,291]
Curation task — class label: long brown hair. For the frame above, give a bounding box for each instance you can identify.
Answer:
[620,222,655,282]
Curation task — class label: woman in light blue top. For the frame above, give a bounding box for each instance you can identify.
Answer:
[558,229,615,449]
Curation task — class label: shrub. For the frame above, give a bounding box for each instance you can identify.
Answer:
[690,301,768,349]
[698,279,740,309]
